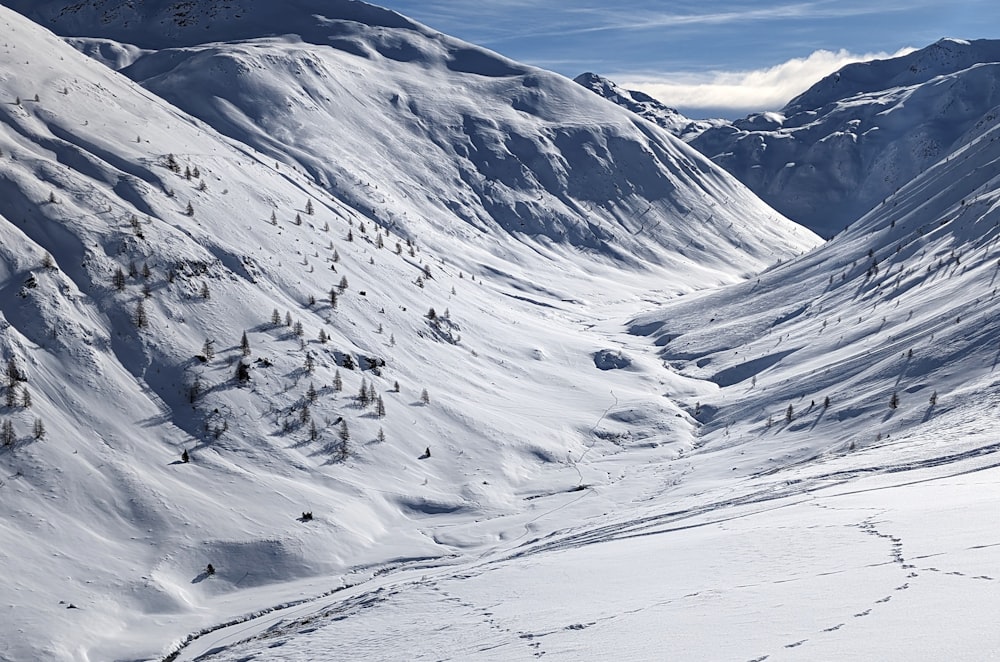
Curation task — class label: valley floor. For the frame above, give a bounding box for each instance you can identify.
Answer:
[172,431,1000,661]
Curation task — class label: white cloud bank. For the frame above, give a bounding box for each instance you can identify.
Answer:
[622,47,915,118]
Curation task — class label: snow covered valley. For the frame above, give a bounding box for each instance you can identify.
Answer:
[0,2,999,660]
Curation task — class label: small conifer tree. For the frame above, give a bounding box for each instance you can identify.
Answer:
[1,419,14,447]
[240,331,251,357]
[135,299,149,329]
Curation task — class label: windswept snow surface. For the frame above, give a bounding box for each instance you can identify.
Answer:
[1,2,999,661]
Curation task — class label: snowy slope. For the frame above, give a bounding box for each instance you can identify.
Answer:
[633,85,1000,480]
[0,4,821,661]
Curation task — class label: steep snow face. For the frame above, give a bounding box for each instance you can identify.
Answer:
[5,0,818,281]
[685,38,1000,237]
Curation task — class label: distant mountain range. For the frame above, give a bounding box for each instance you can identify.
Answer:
[580,38,1000,238]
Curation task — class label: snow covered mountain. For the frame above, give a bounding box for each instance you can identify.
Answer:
[572,72,721,140]
[581,39,1000,239]
[689,38,1000,237]
[6,0,814,280]
[3,2,1000,661]
[0,3,821,660]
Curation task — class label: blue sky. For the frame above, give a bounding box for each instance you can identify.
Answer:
[378,1,1000,118]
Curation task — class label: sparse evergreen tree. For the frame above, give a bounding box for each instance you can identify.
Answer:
[6,359,22,387]
[306,382,318,404]
[389,333,395,347]
[293,320,304,337]
[113,267,126,291]
[426,307,437,321]
[305,199,314,215]
[270,210,277,225]
[332,249,340,263]
[141,262,151,279]
[300,403,311,424]
[889,392,899,409]
[181,449,190,463]
[184,165,192,180]
[295,213,302,226]
[329,288,338,309]
[930,390,938,406]
[192,166,200,178]
[1,419,14,447]
[376,426,386,443]
[346,229,353,242]
[200,281,210,299]
[304,353,315,373]
[420,388,430,405]
[32,417,45,441]
[785,404,793,422]
[285,311,293,327]
[375,394,386,418]
[185,201,194,216]
[823,395,830,409]
[318,328,328,343]
[240,331,251,357]
[338,419,350,443]
[41,252,54,270]
[333,370,343,392]
[21,388,31,409]
[129,261,138,278]
[309,419,318,441]
[393,380,400,392]
[338,276,348,292]
[135,299,149,329]
[189,376,202,403]
[235,361,250,384]
[5,384,18,408]
[358,379,370,407]
[271,308,282,326]
[202,339,215,360]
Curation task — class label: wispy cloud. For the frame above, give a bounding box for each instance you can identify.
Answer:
[620,47,916,118]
